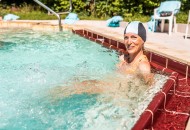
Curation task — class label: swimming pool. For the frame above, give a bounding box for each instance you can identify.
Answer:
[0,28,168,130]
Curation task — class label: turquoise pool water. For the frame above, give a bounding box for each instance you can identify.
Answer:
[0,28,168,130]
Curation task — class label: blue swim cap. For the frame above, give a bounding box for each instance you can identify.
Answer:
[124,21,146,42]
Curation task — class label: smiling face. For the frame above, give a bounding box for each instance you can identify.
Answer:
[124,33,144,55]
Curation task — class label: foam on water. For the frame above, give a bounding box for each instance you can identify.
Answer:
[77,73,168,130]
[0,28,168,130]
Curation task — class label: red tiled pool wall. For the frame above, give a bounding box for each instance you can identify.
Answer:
[73,29,127,55]
[149,53,189,77]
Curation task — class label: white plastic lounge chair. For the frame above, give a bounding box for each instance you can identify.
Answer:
[185,10,190,39]
[152,1,181,35]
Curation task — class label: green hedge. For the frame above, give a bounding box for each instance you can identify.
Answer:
[0,0,189,22]
[49,0,190,18]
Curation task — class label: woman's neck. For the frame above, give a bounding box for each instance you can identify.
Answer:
[128,50,143,63]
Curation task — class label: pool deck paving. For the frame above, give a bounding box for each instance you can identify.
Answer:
[1,19,190,129]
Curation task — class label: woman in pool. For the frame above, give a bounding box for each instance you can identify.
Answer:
[49,21,154,99]
[117,21,153,85]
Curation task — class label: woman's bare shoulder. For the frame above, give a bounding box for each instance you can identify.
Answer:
[138,60,151,74]
[138,60,154,86]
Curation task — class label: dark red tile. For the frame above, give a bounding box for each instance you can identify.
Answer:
[110,39,117,47]
[87,31,92,37]
[104,37,110,44]
[77,32,84,37]
[75,30,83,34]
[118,42,126,50]
[97,35,103,39]
[92,33,97,39]
[168,59,187,76]
[151,53,166,67]
[84,30,87,35]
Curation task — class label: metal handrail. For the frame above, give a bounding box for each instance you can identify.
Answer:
[69,0,72,13]
[33,0,72,31]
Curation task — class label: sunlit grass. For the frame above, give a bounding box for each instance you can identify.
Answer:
[124,14,150,22]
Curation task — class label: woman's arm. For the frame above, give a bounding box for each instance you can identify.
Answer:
[138,61,154,86]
